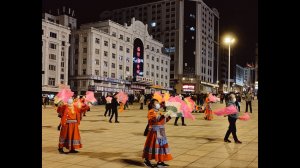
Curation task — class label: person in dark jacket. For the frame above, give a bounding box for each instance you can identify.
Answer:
[109,93,120,123]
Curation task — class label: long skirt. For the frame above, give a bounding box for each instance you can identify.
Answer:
[142,125,172,162]
[58,120,82,150]
[204,105,213,120]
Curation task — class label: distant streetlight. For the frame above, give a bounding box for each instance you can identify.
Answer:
[224,36,235,92]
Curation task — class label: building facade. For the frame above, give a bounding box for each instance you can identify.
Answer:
[69,18,170,96]
[99,0,219,94]
[42,13,71,94]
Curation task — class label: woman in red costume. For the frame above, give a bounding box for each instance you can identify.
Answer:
[58,98,83,153]
[142,99,172,168]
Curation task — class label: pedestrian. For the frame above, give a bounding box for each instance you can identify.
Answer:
[109,93,120,123]
[140,94,145,110]
[104,94,112,117]
[142,99,172,168]
[245,88,253,113]
[224,94,242,143]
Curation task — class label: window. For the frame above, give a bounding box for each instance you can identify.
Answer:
[165,76,168,79]
[104,41,108,46]
[147,45,149,49]
[152,47,154,51]
[49,65,56,71]
[146,71,149,75]
[119,46,123,51]
[156,58,159,62]
[61,68,64,72]
[112,32,116,37]
[50,32,57,38]
[152,56,154,61]
[126,48,130,53]
[95,59,99,65]
[119,56,123,60]
[49,54,56,60]
[49,43,56,49]
[83,58,87,64]
[119,35,123,40]
[166,61,168,65]
[111,73,115,78]
[161,74,163,78]
[119,65,123,70]
[165,69,168,72]
[82,81,87,87]
[61,62,64,67]
[112,53,116,58]
[170,74,174,78]
[146,55,149,59]
[83,37,87,42]
[104,61,108,67]
[103,71,108,77]
[42,29,44,35]
[83,69,86,75]
[48,78,55,86]
[95,38,100,44]
[95,49,99,54]
[104,51,108,56]
[61,51,64,56]
[112,43,116,49]
[156,81,159,85]
[161,60,164,64]
[152,64,154,69]
[126,66,129,71]
[95,70,99,75]
[112,63,115,68]
[62,41,65,46]
[126,37,130,42]
[60,74,64,79]
[156,74,159,78]
[156,66,159,70]
[161,67,163,71]
[151,72,154,77]
[126,57,130,63]
[83,48,87,53]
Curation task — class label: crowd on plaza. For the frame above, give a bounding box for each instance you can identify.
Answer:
[46,87,254,167]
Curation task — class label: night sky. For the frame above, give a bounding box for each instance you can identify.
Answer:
[42,0,257,66]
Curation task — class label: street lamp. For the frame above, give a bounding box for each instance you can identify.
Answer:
[224,36,235,92]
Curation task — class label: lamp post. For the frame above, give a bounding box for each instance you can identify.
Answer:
[224,36,235,92]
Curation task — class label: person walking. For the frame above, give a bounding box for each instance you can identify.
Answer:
[245,88,253,113]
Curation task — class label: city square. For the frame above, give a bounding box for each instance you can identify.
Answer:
[42,100,257,168]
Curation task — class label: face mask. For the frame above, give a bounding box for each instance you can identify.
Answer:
[67,98,73,105]
[232,98,236,102]
[155,104,160,110]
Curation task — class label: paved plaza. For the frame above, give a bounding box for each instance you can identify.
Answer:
[42,100,258,168]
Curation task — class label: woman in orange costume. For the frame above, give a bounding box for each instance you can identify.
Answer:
[204,93,213,120]
[142,99,172,168]
[58,98,82,153]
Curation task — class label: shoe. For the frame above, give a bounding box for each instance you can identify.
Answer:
[157,162,167,168]
[109,120,112,123]
[58,148,64,154]
[161,162,169,166]
[144,160,154,168]
[57,126,60,131]
[115,121,120,123]
[69,149,79,153]
[235,140,242,144]
[182,124,187,126]
[174,123,178,126]
[224,139,231,143]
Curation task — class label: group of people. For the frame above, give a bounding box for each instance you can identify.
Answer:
[52,89,253,167]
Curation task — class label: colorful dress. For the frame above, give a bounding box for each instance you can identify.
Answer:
[142,109,172,162]
[58,104,82,150]
[204,97,213,120]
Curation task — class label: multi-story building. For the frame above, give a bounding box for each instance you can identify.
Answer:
[99,0,219,94]
[42,13,72,94]
[234,64,245,92]
[69,18,170,96]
